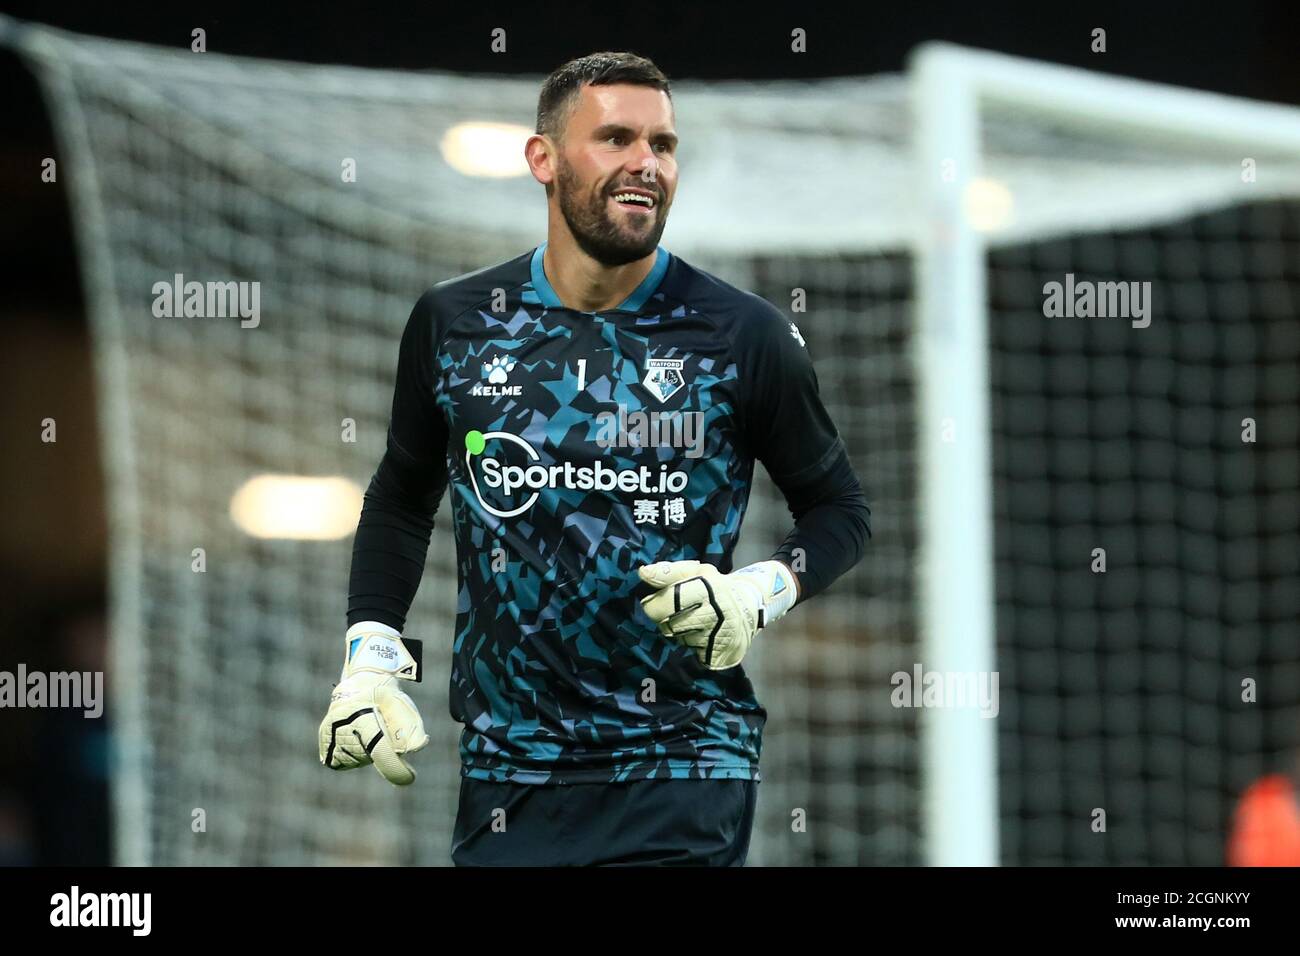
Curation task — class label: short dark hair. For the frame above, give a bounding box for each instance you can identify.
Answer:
[535,52,672,142]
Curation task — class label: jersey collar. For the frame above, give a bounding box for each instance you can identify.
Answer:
[530,242,670,314]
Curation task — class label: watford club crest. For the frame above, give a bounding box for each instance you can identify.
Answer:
[642,356,686,403]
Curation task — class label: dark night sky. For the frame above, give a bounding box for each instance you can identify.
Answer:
[5,1,1296,82]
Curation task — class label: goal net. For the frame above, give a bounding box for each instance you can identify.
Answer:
[8,17,1299,865]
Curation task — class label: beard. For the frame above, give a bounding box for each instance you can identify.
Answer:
[555,158,668,266]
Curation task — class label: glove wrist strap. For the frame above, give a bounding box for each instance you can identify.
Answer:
[734,560,798,630]
[343,621,422,682]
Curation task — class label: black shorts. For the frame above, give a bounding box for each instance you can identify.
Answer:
[451,776,759,866]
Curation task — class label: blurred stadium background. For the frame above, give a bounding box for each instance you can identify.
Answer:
[1,6,1297,866]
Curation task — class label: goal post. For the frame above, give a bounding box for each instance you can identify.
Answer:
[913,46,998,868]
[912,41,1300,866]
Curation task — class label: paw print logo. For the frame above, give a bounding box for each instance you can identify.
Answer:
[483,354,516,384]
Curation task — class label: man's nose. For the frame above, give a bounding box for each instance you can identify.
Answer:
[624,142,660,181]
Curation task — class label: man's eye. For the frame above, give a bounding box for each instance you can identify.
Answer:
[607,135,627,146]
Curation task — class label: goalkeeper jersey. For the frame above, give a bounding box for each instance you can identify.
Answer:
[357,243,853,784]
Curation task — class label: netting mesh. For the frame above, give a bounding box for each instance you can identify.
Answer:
[734,252,918,864]
[989,201,1300,864]
[9,18,1299,865]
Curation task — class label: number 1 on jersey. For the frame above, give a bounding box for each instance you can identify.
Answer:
[576,357,586,391]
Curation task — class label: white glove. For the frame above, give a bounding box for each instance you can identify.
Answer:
[318,622,429,786]
[637,559,799,670]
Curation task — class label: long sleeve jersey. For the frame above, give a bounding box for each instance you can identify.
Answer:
[348,243,871,784]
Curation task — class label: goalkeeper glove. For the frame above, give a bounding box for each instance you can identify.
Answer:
[637,559,799,670]
[318,622,429,786]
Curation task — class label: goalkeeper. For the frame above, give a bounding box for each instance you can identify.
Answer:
[319,51,871,866]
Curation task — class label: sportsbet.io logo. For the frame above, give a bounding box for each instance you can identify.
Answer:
[464,430,689,519]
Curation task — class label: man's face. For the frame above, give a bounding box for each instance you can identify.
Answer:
[552,83,678,266]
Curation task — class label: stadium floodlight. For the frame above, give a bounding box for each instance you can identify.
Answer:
[439,121,533,178]
[229,475,364,540]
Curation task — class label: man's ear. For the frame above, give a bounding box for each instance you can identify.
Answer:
[525,133,557,189]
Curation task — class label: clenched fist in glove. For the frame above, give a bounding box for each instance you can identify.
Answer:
[318,622,429,786]
[637,559,799,670]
